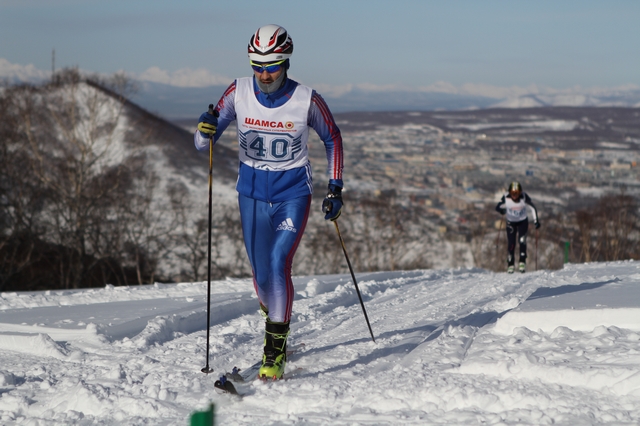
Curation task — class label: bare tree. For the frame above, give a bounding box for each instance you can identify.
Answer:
[300,192,433,275]
[0,69,166,289]
[170,182,250,282]
[113,160,168,284]
[0,82,56,290]
[572,194,639,263]
[27,70,131,288]
[298,214,345,275]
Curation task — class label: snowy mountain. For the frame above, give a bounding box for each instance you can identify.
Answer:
[492,90,640,109]
[134,80,640,120]
[1,76,244,287]
[1,261,639,424]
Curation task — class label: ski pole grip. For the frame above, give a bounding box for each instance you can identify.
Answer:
[208,103,219,118]
[322,199,332,213]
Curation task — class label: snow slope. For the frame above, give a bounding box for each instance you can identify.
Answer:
[0,261,639,425]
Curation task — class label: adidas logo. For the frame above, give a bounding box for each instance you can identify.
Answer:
[276,218,297,233]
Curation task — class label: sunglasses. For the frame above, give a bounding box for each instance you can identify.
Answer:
[250,59,286,73]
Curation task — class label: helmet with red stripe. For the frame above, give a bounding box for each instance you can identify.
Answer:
[248,24,293,62]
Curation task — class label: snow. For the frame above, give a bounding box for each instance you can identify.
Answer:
[450,119,578,132]
[1,261,640,424]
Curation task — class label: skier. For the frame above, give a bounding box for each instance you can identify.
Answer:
[495,181,540,273]
[194,25,344,380]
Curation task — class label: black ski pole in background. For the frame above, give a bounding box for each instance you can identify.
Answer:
[535,228,539,271]
[495,217,504,248]
[201,104,218,375]
[495,217,504,264]
[332,220,375,343]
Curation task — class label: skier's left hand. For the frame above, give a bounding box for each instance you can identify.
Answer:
[322,184,343,221]
[535,220,541,229]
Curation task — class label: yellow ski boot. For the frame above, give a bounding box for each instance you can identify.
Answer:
[259,320,289,380]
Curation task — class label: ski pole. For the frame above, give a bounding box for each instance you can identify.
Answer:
[332,220,375,343]
[202,104,218,375]
[535,228,539,271]
[495,217,504,264]
[495,217,504,248]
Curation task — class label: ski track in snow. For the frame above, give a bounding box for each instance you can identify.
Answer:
[0,262,639,424]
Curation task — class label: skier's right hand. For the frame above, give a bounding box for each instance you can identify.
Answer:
[497,207,506,215]
[197,107,218,138]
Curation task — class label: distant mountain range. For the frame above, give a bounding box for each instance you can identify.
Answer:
[492,91,640,109]
[2,57,639,120]
[132,81,640,121]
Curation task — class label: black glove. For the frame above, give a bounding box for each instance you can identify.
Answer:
[322,184,343,221]
[535,220,541,229]
[498,208,506,215]
[197,104,219,137]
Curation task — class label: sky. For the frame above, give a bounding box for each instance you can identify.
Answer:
[2,0,640,96]
[0,261,639,423]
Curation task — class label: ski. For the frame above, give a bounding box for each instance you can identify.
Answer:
[213,362,260,396]
[213,344,304,397]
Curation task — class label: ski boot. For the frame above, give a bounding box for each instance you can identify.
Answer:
[518,262,526,273]
[507,254,515,274]
[259,320,289,380]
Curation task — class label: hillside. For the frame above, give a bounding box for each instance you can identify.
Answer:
[4,76,639,292]
[110,80,238,193]
[0,76,241,290]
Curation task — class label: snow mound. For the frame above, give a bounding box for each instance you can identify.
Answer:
[494,275,640,334]
[0,332,70,360]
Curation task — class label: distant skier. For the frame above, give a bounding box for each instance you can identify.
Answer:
[495,181,540,273]
[194,25,343,380]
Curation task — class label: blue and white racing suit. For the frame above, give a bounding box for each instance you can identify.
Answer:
[195,76,343,323]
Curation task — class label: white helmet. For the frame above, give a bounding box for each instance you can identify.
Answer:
[248,24,293,62]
